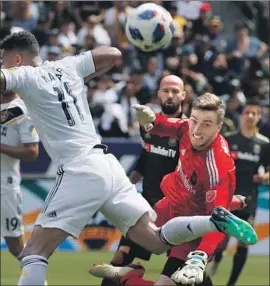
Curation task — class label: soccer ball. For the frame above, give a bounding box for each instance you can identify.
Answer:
[125,3,175,52]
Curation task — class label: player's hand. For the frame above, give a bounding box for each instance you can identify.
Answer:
[171,250,208,285]
[233,195,247,210]
[133,104,156,131]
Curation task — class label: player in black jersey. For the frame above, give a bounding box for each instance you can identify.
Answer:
[209,98,269,286]
[100,75,186,286]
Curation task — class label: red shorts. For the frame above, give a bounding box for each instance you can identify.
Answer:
[154,197,201,260]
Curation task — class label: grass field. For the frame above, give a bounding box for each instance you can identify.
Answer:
[1,250,269,285]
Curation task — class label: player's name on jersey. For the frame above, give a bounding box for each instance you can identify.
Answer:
[231,151,260,162]
[145,143,177,158]
[41,68,63,83]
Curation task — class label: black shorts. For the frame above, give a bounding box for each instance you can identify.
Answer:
[161,257,213,286]
[118,236,152,261]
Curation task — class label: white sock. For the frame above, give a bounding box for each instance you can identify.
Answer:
[160,216,218,246]
[18,255,48,286]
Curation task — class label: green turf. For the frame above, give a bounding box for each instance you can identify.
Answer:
[1,250,269,285]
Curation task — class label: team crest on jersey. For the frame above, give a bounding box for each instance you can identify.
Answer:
[206,190,217,203]
[181,149,186,156]
[190,172,197,185]
[29,125,37,136]
[168,138,177,147]
[6,67,18,72]
[0,109,9,123]
[253,144,261,154]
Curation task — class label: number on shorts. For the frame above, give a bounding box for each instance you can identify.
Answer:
[6,217,19,231]
[53,82,84,126]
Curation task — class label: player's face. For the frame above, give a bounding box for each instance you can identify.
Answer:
[189,109,222,151]
[241,105,261,129]
[158,81,185,115]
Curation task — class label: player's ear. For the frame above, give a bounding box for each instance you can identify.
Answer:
[15,54,22,66]
[157,89,162,99]
[217,122,223,132]
[181,91,186,101]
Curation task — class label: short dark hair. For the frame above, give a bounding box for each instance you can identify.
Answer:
[192,93,226,124]
[1,31,39,55]
[2,90,16,97]
[243,97,262,114]
[245,97,262,108]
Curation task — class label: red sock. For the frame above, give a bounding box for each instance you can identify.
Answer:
[122,276,154,286]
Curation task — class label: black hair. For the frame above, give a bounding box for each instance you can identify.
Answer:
[235,21,248,31]
[245,97,262,108]
[2,90,16,97]
[1,31,39,55]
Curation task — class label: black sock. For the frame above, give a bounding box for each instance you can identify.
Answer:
[203,275,213,286]
[101,277,119,286]
[227,247,248,286]
[214,251,224,263]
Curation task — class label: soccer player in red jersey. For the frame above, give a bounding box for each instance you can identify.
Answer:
[89,93,254,286]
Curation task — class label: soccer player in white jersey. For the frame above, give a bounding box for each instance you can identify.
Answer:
[0,31,257,285]
[1,90,39,260]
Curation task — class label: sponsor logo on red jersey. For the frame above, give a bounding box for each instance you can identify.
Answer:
[176,159,196,194]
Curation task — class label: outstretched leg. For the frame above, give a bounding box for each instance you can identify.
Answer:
[126,207,257,255]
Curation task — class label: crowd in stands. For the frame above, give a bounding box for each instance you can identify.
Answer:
[1,1,269,139]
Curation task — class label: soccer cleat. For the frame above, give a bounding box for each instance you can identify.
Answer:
[210,206,258,245]
[89,262,145,279]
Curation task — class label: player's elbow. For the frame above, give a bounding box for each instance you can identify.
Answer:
[92,46,122,67]
[108,47,122,63]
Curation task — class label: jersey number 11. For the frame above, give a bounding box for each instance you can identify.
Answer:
[53,82,84,126]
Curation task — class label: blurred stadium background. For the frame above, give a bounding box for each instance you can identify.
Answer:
[1,1,269,285]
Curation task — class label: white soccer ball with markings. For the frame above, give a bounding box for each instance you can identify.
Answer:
[125,3,175,52]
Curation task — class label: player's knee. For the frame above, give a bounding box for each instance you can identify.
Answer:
[149,245,165,255]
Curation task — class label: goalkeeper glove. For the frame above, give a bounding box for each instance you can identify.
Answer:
[133,104,156,131]
[171,250,208,285]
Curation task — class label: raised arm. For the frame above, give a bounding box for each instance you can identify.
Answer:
[66,46,122,83]
[85,46,122,82]
[133,104,188,139]
[150,114,187,139]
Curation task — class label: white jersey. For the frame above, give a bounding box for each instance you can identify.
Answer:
[2,52,101,169]
[1,97,39,193]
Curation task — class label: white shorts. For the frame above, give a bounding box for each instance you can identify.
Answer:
[1,190,24,237]
[36,150,156,238]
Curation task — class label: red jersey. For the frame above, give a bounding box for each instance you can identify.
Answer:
[150,114,236,257]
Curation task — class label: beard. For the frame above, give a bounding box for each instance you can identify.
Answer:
[161,101,181,115]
